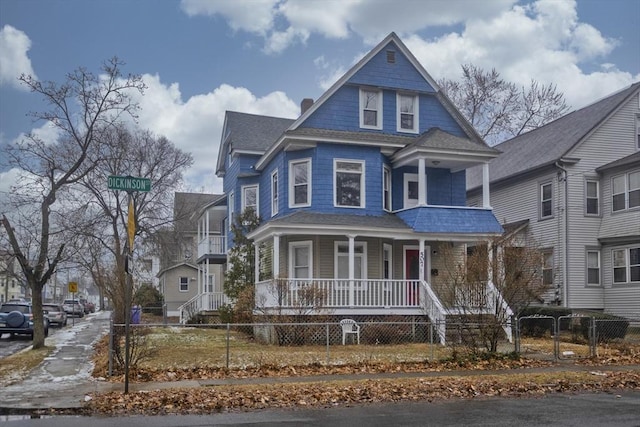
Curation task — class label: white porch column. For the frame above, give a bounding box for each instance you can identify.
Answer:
[482,163,491,208]
[254,242,260,284]
[418,158,427,206]
[348,234,355,307]
[419,238,425,281]
[273,234,280,278]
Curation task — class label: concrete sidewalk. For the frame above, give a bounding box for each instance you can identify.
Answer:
[2,312,639,412]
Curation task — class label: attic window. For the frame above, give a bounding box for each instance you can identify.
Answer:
[386,50,396,63]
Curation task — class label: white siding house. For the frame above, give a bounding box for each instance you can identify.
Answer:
[467,82,640,317]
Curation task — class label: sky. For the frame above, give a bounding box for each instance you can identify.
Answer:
[0,0,638,197]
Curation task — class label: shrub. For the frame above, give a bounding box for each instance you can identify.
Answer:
[518,306,572,337]
[580,313,629,343]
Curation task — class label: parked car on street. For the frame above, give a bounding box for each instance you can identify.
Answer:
[0,302,50,338]
[62,299,84,317]
[43,303,68,327]
[79,298,95,314]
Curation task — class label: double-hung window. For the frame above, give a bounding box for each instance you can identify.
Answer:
[271,170,278,216]
[585,179,600,215]
[397,93,418,133]
[586,250,601,285]
[289,159,311,207]
[335,241,367,289]
[360,88,382,129]
[542,250,554,287]
[613,247,640,284]
[242,185,258,216]
[612,171,640,212]
[540,182,553,219]
[289,241,312,279]
[383,166,392,211]
[335,160,364,208]
[179,277,189,292]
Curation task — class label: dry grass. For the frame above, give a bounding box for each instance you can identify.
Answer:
[138,326,453,370]
[0,346,53,387]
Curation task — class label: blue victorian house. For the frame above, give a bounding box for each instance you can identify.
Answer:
[210,33,508,342]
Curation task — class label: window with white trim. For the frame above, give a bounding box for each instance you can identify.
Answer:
[360,88,382,129]
[289,241,312,279]
[179,277,189,292]
[289,159,311,207]
[612,171,640,212]
[383,166,392,211]
[542,250,554,287]
[585,179,600,215]
[636,116,639,150]
[613,246,640,284]
[540,182,553,219]
[271,170,278,216]
[404,173,419,209]
[334,160,364,208]
[334,241,367,281]
[397,93,418,133]
[228,191,234,227]
[383,243,392,280]
[586,250,600,285]
[242,185,258,215]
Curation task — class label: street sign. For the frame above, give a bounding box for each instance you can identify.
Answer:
[108,175,151,192]
[68,281,78,293]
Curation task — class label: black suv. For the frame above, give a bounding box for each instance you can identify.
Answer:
[0,302,50,339]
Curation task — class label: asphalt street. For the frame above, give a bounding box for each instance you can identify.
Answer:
[3,391,640,426]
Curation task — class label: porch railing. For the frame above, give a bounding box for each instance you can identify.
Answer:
[178,291,229,324]
[486,280,514,342]
[256,278,426,309]
[420,280,447,344]
[198,235,227,258]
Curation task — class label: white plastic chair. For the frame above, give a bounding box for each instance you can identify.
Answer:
[340,318,360,345]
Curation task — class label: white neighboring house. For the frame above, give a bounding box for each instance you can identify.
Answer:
[467,82,640,318]
[156,192,227,319]
[0,251,26,303]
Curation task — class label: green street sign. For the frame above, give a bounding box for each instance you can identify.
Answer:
[108,175,151,192]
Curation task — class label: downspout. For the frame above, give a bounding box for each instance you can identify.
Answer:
[555,161,569,307]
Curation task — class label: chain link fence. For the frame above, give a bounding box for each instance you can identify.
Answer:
[106,315,640,376]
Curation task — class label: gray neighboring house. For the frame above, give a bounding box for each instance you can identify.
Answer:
[467,82,640,317]
[157,192,226,318]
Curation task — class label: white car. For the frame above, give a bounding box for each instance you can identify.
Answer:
[62,299,84,317]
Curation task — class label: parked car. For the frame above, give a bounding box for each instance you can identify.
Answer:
[79,298,95,314]
[0,302,49,338]
[43,303,67,327]
[62,299,84,317]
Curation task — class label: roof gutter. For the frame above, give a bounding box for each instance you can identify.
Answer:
[555,161,569,307]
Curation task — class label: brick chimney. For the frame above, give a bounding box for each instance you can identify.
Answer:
[301,98,314,114]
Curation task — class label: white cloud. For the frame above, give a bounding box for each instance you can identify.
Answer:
[401,0,638,109]
[129,74,299,193]
[0,25,37,89]
[180,0,278,34]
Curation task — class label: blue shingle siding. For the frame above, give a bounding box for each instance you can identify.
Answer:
[396,207,503,234]
[420,96,466,137]
[347,41,434,93]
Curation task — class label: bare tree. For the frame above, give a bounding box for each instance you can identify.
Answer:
[74,124,193,325]
[438,232,549,354]
[439,64,569,145]
[1,58,145,348]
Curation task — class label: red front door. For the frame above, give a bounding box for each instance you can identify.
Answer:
[405,249,420,304]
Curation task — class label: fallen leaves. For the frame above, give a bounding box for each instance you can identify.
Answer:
[83,370,640,416]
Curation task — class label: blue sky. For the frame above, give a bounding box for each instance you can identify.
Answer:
[1,0,638,195]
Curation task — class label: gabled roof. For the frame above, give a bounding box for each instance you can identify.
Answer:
[255,32,488,171]
[156,261,197,278]
[392,128,500,169]
[215,111,294,175]
[467,82,640,190]
[174,192,223,232]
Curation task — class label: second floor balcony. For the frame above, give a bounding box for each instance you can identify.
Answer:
[197,235,227,264]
